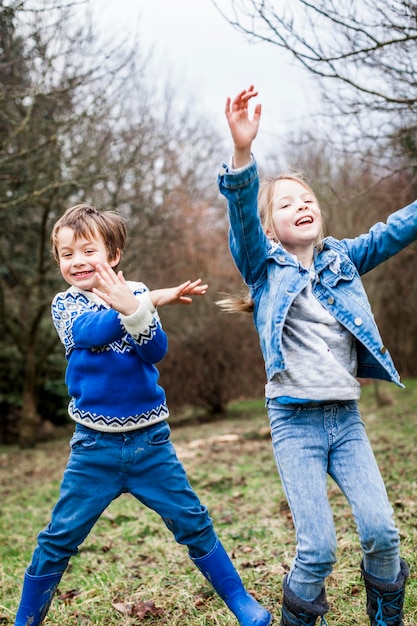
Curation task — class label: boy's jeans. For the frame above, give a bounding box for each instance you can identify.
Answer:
[267,399,400,602]
[29,421,216,575]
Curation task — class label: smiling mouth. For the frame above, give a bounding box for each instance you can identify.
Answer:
[295,216,313,226]
[72,270,94,278]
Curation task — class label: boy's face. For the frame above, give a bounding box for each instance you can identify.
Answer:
[56,226,120,291]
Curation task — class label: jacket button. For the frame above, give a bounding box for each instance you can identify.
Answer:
[327,296,335,305]
[278,255,286,262]
[354,317,363,326]
[219,166,227,176]
[380,345,387,354]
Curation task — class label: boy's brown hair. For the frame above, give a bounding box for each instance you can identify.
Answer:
[50,204,127,264]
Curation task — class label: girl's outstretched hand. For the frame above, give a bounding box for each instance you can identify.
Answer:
[150,279,208,307]
[225,85,261,167]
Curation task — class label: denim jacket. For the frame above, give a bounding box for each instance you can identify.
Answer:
[218,159,417,387]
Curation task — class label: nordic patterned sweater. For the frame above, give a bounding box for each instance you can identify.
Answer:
[51,281,169,433]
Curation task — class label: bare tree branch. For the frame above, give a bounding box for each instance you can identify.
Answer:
[211,0,417,153]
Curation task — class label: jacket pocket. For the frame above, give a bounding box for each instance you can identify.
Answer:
[320,260,356,287]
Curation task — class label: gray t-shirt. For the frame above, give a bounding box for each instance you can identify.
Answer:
[265,268,361,402]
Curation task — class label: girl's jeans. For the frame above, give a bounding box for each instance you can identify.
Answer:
[29,421,217,576]
[267,399,400,602]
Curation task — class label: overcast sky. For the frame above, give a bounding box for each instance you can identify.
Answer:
[90,0,319,158]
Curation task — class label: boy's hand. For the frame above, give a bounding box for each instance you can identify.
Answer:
[150,279,208,307]
[225,85,262,168]
[93,263,139,316]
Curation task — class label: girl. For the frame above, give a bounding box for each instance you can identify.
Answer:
[217,87,413,626]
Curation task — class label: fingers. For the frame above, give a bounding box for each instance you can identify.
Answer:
[117,270,127,284]
[176,280,193,292]
[240,85,258,103]
[92,287,106,299]
[95,264,130,295]
[225,97,231,116]
[94,264,128,305]
[185,278,202,290]
[183,280,208,295]
[177,296,193,305]
[226,86,260,126]
[175,278,208,297]
[231,86,258,106]
[253,102,262,121]
[95,262,117,284]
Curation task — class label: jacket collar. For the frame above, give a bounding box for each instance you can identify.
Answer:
[268,238,341,274]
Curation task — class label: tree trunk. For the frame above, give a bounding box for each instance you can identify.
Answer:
[19,345,42,447]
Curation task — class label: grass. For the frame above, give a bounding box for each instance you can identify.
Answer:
[0,380,416,624]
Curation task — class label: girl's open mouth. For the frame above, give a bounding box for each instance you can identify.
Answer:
[295,216,313,226]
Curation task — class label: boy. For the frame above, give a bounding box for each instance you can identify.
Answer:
[14,204,272,626]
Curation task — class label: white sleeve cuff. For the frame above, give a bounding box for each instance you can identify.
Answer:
[228,153,255,172]
[120,291,156,337]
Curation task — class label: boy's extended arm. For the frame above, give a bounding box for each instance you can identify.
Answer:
[149,279,208,307]
[52,265,209,360]
[93,264,208,312]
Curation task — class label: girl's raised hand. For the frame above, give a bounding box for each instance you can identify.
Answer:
[225,86,262,165]
[150,279,208,307]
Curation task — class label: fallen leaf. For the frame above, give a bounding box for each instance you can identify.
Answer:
[112,599,164,620]
[58,588,81,603]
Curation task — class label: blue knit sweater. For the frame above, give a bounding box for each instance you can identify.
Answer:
[51,281,169,432]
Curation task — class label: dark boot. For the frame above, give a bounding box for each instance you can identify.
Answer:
[280,576,329,626]
[14,569,62,626]
[361,558,409,626]
[191,539,273,625]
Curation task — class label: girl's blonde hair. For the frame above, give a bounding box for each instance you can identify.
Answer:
[217,173,324,314]
[50,204,127,264]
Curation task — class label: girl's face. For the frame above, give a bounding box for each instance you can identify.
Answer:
[267,178,322,260]
[56,226,120,291]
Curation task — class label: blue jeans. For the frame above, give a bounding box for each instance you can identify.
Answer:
[29,422,217,576]
[267,399,400,602]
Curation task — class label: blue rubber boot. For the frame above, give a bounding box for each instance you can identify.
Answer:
[14,569,62,626]
[191,539,273,625]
